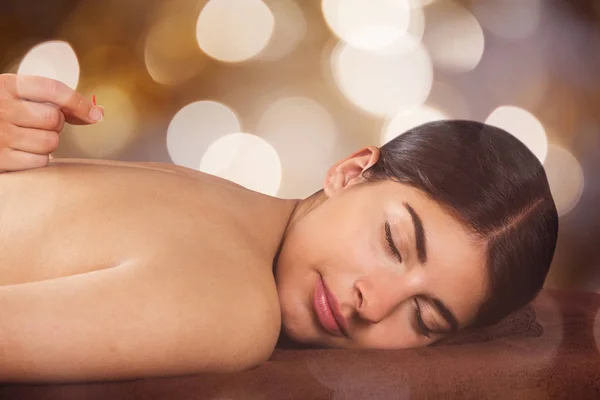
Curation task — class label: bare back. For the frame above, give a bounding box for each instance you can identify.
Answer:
[0,159,290,382]
[0,158,284,285]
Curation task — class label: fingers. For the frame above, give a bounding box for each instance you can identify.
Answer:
[65,104,103,125]
[0,74,103,124]
[1,100,66,131]
[0,148,49,173]
[2,126,60,155]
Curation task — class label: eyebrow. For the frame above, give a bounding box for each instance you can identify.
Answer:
[402,202,459,333]
[403,202,427,264]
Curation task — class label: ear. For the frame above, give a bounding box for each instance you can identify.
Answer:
[324,146,381,197]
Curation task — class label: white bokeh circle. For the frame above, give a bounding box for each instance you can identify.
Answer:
[543,144,585,217]
[256,0,306,61]
[17,40,80,90]
[200,133,281,195]
[256,96,339,198]
[382,106,447,145]
[322,0,411,51]
[485,105,548,163]
[196,0,275,63]
[331,38,433,116]
[423,1,485,72]
[167,101,241,169]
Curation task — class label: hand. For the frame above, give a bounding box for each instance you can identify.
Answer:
[0,74,104,173]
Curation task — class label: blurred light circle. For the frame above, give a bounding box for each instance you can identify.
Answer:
[409,0,437,7]
[473,0,541,40]
[256,96,339,198]
[382,106,447,144]
[196,0,275,63]
[167,101,241,169]
[322,0,411,50]
[383,3,426,55]
[200,133,281,195]
[144,13,207,85]
[331,38,433,116]
[69,86,138,158]
[423,1,484,72]
[427,81,471,119]
[256,0,306,61]
[17,40,80,90]
[404,4,425,45]
[543,145,585,217]
[485,106,548,163]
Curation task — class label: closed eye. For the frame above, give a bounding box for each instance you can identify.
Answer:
[384,221,402,263]
[413,297,432,338]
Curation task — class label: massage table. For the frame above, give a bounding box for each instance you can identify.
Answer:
[1,289,599,399]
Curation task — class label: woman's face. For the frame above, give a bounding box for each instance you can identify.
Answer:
[274,148,489,349]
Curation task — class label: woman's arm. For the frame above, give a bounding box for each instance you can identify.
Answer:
[0,259,280,383]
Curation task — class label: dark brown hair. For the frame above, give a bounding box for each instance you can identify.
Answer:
[363,120,558,328]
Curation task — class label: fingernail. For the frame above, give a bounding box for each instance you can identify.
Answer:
[89,106,103,122]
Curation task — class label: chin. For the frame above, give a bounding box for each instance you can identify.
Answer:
[279,301,312,343]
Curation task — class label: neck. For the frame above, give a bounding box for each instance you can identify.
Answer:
[271,190,327,276]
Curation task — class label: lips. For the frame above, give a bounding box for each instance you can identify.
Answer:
[313,276,348,337]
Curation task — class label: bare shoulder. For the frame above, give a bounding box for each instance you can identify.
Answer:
[47,157,246,188]
[48,157,198,177]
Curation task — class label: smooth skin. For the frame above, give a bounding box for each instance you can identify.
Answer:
[0,74,488,383]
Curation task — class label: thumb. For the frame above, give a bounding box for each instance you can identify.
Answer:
[65,105,104,125]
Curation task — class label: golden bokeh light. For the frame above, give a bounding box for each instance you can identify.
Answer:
[322,0,411,51]
[256,0,307,61]
[543,144,585,217]
[256,96,338,198]
[473,0,541,40]
[167,101,241,169]
[485,105,548,163]
[331,38,433,116]
[423,1,485,72]
[381,106,447,145]
[200,133,281,195]
[196,0,275,63]
[68,85,138,158]
[17,40,80,90]
[144,13,208,85]
[2,57,21,74]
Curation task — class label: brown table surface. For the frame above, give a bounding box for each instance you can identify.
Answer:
[1,289,599,400]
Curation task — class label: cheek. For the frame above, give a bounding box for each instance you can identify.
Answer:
[353,306,424,349]
[289,198,384,273]
[322,222,384,275]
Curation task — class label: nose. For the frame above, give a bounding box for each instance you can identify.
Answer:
[353,273,413,324]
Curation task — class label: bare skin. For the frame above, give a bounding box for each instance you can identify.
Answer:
[0,158,294,382]
[0,74,491,383]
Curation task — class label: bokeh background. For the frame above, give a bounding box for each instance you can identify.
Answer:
[0,0,598,293]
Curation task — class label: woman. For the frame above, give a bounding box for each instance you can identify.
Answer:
[0,74,558,383]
